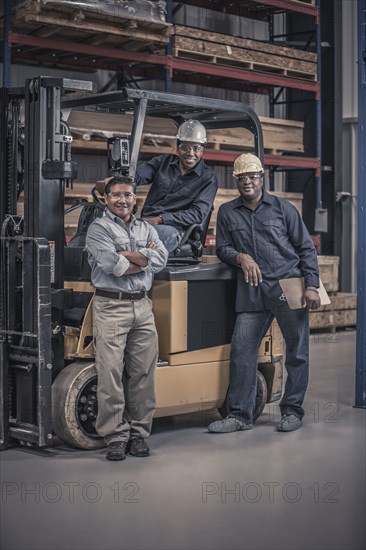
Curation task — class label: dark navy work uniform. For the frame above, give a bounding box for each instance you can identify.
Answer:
[216,191,319,421]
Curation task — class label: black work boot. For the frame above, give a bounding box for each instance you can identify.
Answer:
[128,437,150,457]
[106,441,127,461]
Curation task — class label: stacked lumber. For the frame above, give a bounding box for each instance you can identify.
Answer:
[68,110,304,155]
[1,0,172,53]
[317,255,340,292]
[172,25,317,82]
[309,293,357,330]
[310,256,356,331]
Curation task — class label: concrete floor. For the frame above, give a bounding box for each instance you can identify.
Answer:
[1,329,365,550]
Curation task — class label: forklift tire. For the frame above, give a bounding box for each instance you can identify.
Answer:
[218,370,268,422]
[52,361,105,450]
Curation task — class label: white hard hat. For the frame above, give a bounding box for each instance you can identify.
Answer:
[233,153,264,176]
[176,119,207,144]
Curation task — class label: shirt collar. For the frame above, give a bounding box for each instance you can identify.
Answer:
[232,189,274,209]
[105,207,137,226]
[172,154,204,176]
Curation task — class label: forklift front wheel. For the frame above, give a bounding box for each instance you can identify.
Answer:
[218,370,268,422]
[52,361,105,450]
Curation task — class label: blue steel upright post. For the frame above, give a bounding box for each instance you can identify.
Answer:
[355,0,366,408]
[165,0,173,92]
[2,0,12,87]
[315,0,322,238]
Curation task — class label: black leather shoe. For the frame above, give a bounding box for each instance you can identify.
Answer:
[129,437,150,457]
[106,441,127,461]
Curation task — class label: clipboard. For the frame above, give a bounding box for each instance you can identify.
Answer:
[279,277,331,309]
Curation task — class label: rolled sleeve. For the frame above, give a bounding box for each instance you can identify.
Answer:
[112,255,131,277]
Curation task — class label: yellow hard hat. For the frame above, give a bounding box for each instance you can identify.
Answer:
[233,153,264,176]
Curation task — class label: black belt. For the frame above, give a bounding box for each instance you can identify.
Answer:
[95,289,146,301]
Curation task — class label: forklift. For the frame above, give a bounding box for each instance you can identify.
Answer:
[0,77,283,450]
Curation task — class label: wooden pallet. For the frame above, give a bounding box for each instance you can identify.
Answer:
[174,26,317,63]
[173,27,317,82]
[2,0,172,52]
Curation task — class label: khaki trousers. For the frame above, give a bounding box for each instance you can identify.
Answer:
[92,295,158,444]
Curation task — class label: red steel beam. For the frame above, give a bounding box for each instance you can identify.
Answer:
[202,149,320,171]
[255,0,318,19]
[264,153,320,170]
[177,0,317,19]
[8,32,168,66]
[9,33,320,97]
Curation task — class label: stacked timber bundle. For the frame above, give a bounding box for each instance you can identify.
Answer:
[67,111,304,156]
[310,256,357,331]
[172,25,317,82]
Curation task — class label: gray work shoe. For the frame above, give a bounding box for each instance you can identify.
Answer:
[277,414,302,432]
[208,416,253,433]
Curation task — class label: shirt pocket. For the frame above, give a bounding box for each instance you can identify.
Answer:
[227,223,248,249]
[115,237,131,253]
[261,218,285,241]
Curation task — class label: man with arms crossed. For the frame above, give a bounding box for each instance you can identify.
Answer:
[86,177,168,460]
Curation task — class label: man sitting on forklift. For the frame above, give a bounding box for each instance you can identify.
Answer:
[135,120,218,253]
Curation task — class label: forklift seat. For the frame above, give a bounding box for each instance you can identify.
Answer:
[167,208,213,265]
[67,190,105,248]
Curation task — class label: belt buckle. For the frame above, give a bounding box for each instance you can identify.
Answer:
[131,292,140,301]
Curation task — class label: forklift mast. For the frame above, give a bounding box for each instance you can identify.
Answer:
[0,77,79,448]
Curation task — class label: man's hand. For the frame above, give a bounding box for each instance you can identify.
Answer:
[142,216,162,225]
[119,251,148,267]
[236,253,262,287]
[303,289,321,310]
[119,242,157,268]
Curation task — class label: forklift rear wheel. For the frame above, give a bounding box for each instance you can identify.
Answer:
[52,361,105,450]
[218,370,268,422]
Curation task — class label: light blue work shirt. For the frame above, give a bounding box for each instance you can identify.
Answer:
[85,209,168,293]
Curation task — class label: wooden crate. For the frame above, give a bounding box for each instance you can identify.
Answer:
[317,255,340,292]
[309,293,357,330]
[173,25,317,81]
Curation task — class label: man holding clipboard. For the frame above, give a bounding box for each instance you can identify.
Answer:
[208,153,321,434]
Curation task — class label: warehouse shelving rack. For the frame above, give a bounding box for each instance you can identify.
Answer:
[1,0,320,176]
